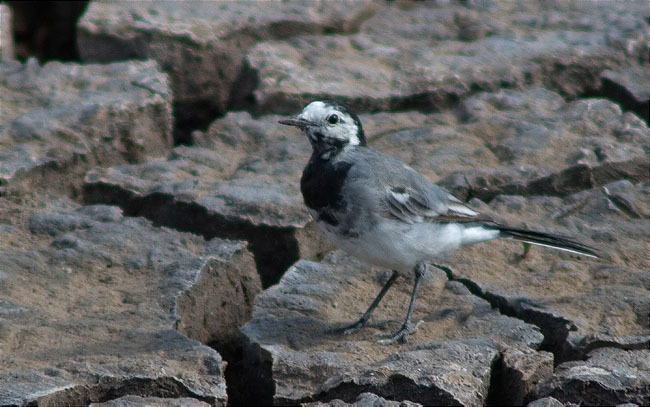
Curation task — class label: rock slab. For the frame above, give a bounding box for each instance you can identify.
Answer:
[83,111,331,287]
[241,252,546,406]
[0,195,262,405]
[0,59,172,195]
[244,1,649,114]
[77,0,379,141]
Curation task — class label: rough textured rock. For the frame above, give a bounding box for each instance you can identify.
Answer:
[447,180,649,364]
[0,59,172,196]
[243,1,648,114]
[91,395,211,407]
[435,89,649,201]
[535,348,650,406]
[77,0,379,141]
[304,392,423,407]
[1,1,647,404]
[0,4,13,61]
[240,251,546,406]
[527,397,579,407]
[0,195,261,405]
[494,348,554,406]
[601,66,650,124]
[83,112,331,286]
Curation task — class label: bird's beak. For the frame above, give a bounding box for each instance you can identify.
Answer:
[278,117,314,129]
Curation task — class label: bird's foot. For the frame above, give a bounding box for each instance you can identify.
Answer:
[377,320,422,345]
[337,317,369,335]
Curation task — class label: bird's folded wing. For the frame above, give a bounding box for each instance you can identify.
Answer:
[385,186,482,224]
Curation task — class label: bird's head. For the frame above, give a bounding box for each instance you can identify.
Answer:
[279,101,366,155]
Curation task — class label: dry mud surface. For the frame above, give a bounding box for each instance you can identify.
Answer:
[0,1,648,406]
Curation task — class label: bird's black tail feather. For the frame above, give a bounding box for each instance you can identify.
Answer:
[497,226,599,258]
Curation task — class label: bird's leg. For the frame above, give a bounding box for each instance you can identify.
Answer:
[340,269,399,335]
[378,262,426,345]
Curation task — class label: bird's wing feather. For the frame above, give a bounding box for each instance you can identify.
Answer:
[381,155,480,224]
[343,148,483,225]
[385,185,480,224]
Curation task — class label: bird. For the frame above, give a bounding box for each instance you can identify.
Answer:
[279,100,598,344]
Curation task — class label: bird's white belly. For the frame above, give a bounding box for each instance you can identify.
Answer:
[316,216,467,274]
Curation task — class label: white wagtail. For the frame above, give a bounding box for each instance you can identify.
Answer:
[279,100,598,344]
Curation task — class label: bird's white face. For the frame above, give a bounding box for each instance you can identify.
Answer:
[297,101,363,147]
[279,101,366,154]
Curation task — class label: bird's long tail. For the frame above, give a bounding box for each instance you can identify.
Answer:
[497,225,599,258]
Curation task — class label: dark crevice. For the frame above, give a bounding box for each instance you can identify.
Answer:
[583,78,649,126]
[32,377,217,406]
[310,374,460,406]
[213,335,274,406]
[83,183,299,288]
[444,157,649,204]
[7,1,89,63]
[580,338,650,356]
[433,263,581,364]
[430,264,579,405]
[485,353,508,406]
[228,59,261,113]
[435,262,649,388]
[173,100,223,146]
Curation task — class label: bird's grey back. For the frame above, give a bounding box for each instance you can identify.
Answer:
[336,146,457,218]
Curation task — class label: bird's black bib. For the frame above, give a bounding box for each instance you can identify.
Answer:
[300,156,353,227]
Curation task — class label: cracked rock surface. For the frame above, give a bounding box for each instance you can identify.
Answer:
[1,0,649,405]
[536,348,650,405]
[0,195,260,405]
[77,0,379,141]
[241,252,544,406]
[243,0,648,114]
[447,181,649,362]
[83,112,331,287]
[0,59,172,196]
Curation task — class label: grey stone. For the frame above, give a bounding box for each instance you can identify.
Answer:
[91,395,211,407]
[0,370,75,406]
[438,89,649,201]
[602,66,650,107]
[243,1,648,114]
[536,348,650,405]
[241,252,545,406]
[77,0,379,121]
[304,392,423,407]
[445,181,649,364]
[83,112,330,286]
[175,243,260,345]
[0,59,172,194]
[498,348,554,406]
[527,397,578,407]
[0,4,13,61]
[601,66,650,124]
[0,195,262,405]
[28,212,93,236]
[0,299,29,316]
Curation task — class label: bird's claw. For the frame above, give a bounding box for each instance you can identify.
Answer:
[334,318,368,336]
[377,320,422,345]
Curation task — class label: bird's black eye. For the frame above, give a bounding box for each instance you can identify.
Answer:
[327,114,339,125]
